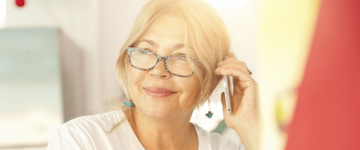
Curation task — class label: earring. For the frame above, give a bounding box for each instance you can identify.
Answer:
[205,100,213,118]
[123,101,135,107]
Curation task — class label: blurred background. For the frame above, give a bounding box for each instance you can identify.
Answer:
[1,0,359,150]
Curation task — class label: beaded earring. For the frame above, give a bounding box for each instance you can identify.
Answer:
[123,101,135,107]
[205,99,213,118]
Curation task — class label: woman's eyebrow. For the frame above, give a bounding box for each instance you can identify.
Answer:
[172,44,184,50]
[137,39,158,48]
[137,39,190,50]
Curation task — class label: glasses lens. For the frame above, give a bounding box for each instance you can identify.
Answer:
[129,49,157,69]
[166,55,194,76]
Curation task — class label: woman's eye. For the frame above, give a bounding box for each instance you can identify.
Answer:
[131,49,148,56]
[176,55,187,59]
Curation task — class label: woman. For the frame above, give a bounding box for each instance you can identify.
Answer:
[47,0,260,149]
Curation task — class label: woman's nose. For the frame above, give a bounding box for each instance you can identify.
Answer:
[149,60,170,78]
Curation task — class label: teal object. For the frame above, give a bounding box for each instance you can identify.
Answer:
[212,120,227,133]
[205,111,213,118]
[123,102,135,107]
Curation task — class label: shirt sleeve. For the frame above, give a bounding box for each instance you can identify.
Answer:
[46,124,94,150]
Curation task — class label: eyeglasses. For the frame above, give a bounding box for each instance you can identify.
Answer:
[126,47,201,77]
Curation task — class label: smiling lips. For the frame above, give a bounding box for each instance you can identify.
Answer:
[144,87,176,97]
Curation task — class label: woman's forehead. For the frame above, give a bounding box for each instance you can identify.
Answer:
[136,38,185,50]
[136,35,188,47]
[148,15,185,34]
[134,15,198,58]
[140,17,185,45]
[136,18,187,51]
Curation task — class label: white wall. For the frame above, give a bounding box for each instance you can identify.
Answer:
[97,0,148,112]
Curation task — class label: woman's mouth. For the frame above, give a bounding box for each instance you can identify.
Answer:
[144,87,176,97]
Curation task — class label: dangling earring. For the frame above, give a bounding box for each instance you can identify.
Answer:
[205,99,213,118]
[123,101,134,107]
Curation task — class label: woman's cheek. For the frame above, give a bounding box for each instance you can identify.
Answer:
[177,77,201,103]
[128,68,146,96]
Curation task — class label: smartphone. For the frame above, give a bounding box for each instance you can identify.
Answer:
[223,75,234,115]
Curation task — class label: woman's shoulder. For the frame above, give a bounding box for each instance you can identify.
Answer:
[62,109,125,132]
[46,110,131,150]
[192,123,245,150]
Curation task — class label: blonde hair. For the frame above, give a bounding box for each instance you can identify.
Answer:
[116,0,230,107]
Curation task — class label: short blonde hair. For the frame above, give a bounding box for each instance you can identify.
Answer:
[116,0,230,107]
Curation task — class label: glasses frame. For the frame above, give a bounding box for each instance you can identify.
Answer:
[126,47,201,77]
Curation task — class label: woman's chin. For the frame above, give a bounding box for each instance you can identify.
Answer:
[146,111,173,119]
[144,103,176,118]
[134,94,188,119]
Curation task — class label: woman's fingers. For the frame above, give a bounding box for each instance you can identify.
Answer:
[215,67,253,82]
[215,52,256,92]
[216,62,248,73]
[215,68,256,89]
[217,58,244,67]
[215,53,253,87]
[229,52,238,59]
[217,56,249,75]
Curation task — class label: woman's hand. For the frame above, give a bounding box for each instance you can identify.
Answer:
[214,52,260,150]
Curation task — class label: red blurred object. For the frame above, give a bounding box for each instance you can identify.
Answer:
[15,0,25,7]
[286,0,360,150]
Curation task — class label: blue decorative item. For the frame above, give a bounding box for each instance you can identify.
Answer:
[205,100,213,118]
[123,102,135,107]
[205,111,213,118]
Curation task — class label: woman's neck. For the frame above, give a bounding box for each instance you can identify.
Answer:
[125,107,198,150]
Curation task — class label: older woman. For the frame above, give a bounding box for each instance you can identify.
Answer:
[47,0,260,150]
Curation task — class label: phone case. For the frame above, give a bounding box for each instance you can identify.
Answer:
[223,75,233,115]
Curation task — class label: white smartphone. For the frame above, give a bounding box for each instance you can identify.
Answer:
[223,75,234,115]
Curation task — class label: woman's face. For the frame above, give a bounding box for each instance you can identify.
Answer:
[127,15,201,119]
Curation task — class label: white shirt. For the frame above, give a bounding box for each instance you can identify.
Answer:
[46,110,245,150]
